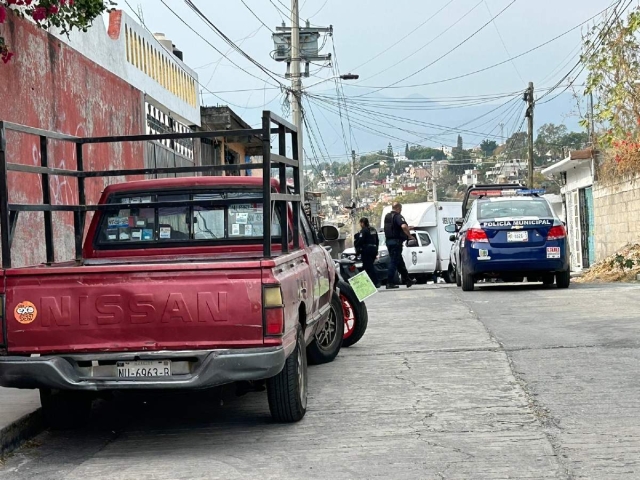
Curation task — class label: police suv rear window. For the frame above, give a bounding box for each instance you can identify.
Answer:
[478,199,552,219]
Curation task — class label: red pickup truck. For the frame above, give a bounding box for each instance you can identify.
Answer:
[0,113,343,426]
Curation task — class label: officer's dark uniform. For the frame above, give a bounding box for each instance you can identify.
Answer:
[384,210,411,286]
[355,226,380,287]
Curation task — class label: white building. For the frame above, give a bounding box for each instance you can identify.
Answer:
[459,169,480,186]
[542,149,596,272]
[53,10,200,160]
[486,159,527,181]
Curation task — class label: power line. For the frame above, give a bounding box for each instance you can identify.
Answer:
[184,0,287,84]
[483,0,525,84]
[354,0,517,97]
[239,0,274,32]
[345,2,622,91]
[349,0,457,73]
[159,0,285,90]
[355,0,483,85]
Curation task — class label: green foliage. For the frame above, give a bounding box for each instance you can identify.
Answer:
[582,5,640,177]
[534,123,588,164]
[480,139,498,157]
[0,0,115,62]
[610,254,637,271]
[406,145,446,161]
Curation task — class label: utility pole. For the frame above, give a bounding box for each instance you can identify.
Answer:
[431,160,438,202]
[525,82,534,189]
[290,0,304,192]
[499,122,505,144]
[351,149,357,238]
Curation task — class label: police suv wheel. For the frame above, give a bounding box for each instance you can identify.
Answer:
[556,270,570,289]
[461,264,475,292]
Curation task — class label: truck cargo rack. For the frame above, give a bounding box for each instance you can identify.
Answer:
[0,111,301,268]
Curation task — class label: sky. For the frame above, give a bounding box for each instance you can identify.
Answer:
[119,0,623,159]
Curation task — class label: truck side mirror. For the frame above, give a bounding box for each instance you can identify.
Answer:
[444,224,456,233]
[320,225,340,241]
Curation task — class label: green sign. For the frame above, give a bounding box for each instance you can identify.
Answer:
[347,271,378,302]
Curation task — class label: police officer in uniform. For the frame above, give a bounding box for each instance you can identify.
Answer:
[383,202,417,289]
[354,217,380,288]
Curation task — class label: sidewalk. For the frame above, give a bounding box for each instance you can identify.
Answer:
[0,388,42,456]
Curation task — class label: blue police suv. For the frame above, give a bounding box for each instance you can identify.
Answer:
[451,185,570,292]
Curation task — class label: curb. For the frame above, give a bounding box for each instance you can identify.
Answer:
[0,408,44,457]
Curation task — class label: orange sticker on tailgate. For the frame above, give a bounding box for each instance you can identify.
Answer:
[14,301,37,324]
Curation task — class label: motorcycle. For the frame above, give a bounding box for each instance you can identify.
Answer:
[319,224,369,348]
[333,258,369,348]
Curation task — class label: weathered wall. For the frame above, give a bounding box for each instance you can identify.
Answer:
[0,13,144,266]
[593,175,640,260]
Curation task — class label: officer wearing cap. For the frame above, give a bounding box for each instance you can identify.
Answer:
[383,202,417,289]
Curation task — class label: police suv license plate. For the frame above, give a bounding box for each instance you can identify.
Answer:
[507,231,528,242]
[117,360,171,378]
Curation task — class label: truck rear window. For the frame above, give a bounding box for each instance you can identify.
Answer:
[478,199,552,219]
[96,190,284,247]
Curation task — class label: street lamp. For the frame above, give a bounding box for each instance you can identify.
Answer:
[347,161,386,237]
[304,73,360,90]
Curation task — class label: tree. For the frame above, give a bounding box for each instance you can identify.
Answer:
[582,5,640,177]
[497,132,527,159]
[480,139,498,157]
[406,145,445,161]
[535,123,568,160]
[0,0,114,64]
[404,143,409,158]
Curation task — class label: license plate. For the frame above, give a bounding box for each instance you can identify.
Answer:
[116,360,171,378]
[507,231,528,242]
[547,247,561,259]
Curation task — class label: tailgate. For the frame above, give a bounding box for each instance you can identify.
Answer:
[5,264,264,354]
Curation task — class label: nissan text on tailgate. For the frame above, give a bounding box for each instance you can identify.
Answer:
[0,112,343,426]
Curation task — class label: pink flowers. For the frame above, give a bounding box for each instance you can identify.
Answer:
[31,5,46,21]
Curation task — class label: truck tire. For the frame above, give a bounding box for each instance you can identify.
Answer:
[40,389,92,430]
[542,274,555,286]
[267,327,307,422]
[556,270,570,289]
[443,266,455,284]
[339,280,368,348]
[307,294,344,364]
[461,264,475,292]
[455,266,462,287]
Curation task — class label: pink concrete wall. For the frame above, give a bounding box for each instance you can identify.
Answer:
[0,13,144,266]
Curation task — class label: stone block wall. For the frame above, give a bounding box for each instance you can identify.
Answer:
[593,175,640,260]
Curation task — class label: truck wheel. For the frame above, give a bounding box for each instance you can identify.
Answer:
[455,266,462,287]
[307,294,345,364]
[443,267,455,284]
[267,327,307,422]
[461,265,475,292]
[39,389,92,430]
[542,274,555,286]
[556,270,570,289]
[339,280,368,348]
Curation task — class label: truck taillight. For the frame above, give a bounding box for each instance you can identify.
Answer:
[466,228,488,243]
[547,225,566,240]
[263,285,284,336]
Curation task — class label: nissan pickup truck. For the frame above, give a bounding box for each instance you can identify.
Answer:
[0,113,343,427]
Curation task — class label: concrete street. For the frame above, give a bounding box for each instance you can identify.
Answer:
[0,282,638,479]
